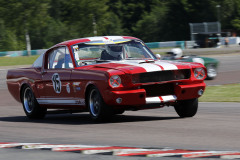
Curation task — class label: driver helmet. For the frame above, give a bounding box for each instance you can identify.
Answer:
[108,45,123,60]
[171,48,183,59]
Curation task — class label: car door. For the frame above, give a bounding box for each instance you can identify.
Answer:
[38,46,75,105]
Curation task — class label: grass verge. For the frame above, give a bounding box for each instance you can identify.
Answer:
[0,55,39,66]
[199,83,240,102]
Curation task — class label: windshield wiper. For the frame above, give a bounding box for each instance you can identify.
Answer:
[125,57,140,60]
[126,57,155,61]
[95,59,111,63]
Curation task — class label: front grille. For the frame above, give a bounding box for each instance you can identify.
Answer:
[141,83,174,97]
[132,69,191,84]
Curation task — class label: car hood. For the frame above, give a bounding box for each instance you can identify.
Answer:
[82,60,203,74]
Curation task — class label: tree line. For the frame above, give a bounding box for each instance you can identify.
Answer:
[0,0,240,51]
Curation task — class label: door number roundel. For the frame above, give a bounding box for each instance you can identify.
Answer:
[52,73,61,93]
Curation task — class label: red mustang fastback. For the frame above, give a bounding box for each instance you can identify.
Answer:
[7,36,206,121]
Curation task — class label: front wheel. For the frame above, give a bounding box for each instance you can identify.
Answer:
[206,64,217,80]
[174,98,198,118]
[87,86,113,121]
[21,86,46,119]
[114,109,125,115]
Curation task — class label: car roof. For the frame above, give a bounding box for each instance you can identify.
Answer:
[57,36,139,46]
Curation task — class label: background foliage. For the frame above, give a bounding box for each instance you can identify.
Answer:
[1,0,240,51]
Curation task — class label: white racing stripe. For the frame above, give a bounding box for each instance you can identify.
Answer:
[104,36,124,40]
[155,61,178,70]
[113,60,163,72]
[134,63,162,72]
[87,36,124,42]
[87,37,105,41]
[113,60,179,72]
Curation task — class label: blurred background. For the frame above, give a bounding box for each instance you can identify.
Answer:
[0,2,240,156]
[1,0,240,52]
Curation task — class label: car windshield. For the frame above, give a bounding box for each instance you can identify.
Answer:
[71,40,156,66]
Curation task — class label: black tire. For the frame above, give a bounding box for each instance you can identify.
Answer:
[174,98,198,118]
[114,109,125,115]
[87,86,113,121]
[206,64,217,80]
[21,85,46,119]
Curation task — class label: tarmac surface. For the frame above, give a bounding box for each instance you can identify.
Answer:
[1,92,240,159]
[204,53,240,85]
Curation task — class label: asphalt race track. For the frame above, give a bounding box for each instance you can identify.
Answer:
[0,53,240,160]
[204,53,240,86]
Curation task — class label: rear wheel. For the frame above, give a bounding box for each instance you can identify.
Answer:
[87,86,113,121]
[174,98,198,118]
[21,85,46,119]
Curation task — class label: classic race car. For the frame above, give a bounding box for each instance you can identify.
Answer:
[7,36,206,121]
[161,48,219,80]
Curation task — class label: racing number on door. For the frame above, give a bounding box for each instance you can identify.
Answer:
[52,73,61,93]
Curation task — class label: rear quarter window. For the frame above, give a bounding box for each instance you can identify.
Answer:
[32,54,43,68]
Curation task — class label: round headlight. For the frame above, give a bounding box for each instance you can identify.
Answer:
[109,75,121,88]
[194,68,206,79]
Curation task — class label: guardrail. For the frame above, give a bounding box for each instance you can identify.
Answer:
[0,49,47,57]
[145,41,194,49]
[146,37,240,49]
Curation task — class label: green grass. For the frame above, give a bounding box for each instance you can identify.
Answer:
[0,55,39,66]
[199,83,240,102]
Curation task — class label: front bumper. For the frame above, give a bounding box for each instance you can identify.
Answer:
[103,82,206,107]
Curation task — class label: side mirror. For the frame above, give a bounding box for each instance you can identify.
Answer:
[156,54,161,60]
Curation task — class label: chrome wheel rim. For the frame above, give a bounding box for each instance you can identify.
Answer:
[89,89,101,117]
[207,66,217,78]
[23,88,34,113]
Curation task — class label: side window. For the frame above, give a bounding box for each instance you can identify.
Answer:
[65,47,73,68]
[53,47,65,69]
[48,47,73,69]
[48,50,56,69]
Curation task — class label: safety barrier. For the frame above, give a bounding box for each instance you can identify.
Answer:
[146,41,192,49]
[146,37,240,49]
[0,49,46,57]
